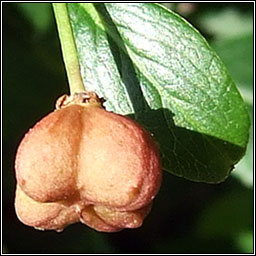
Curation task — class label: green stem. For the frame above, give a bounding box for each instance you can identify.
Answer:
[53,3,85,94]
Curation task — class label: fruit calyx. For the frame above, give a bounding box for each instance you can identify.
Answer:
[56,91,105,110]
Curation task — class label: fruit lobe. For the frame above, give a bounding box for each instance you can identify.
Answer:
[14,92,162,232]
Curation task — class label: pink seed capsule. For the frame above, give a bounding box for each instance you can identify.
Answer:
[14,92,162,232]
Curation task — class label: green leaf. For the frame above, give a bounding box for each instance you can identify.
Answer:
[232,106,253,188]
[66,3,250,183]
[211,33,253,187]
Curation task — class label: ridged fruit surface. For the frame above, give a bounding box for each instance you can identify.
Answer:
[15,92,162,232]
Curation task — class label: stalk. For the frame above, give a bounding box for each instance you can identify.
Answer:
[53,3,85,94]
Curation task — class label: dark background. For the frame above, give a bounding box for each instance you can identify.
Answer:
[2,3,253,254]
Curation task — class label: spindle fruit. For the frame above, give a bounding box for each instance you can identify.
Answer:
[14,92,162,232]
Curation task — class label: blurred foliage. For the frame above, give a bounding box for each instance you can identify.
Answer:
[2,2,253,254]
[198,8,253,40]
[16,3,52,35]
